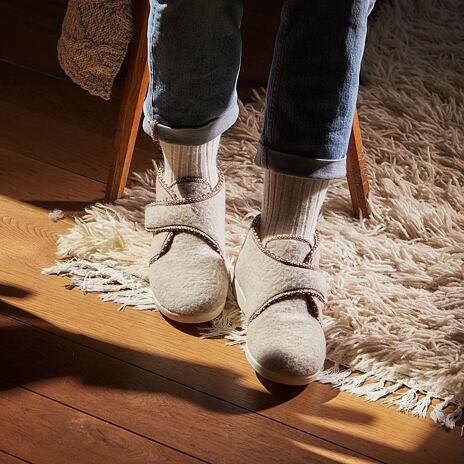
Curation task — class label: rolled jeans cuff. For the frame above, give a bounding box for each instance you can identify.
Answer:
[254,140,347,180]
[143,99,240,146]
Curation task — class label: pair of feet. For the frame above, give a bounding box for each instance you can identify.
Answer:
[145,165,328,385]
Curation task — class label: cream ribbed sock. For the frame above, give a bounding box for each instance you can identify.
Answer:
[260,169,330,246]
[160,135,221,189]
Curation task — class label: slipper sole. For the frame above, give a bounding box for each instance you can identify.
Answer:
[152,292,226,324]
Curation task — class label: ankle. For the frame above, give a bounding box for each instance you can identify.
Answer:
[260,170,329,245]
[160,135,221,188]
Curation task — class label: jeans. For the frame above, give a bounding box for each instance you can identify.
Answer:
[143,0,376,180]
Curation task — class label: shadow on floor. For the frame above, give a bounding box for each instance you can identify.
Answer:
[1,283,461,464]
[0,286,338,414]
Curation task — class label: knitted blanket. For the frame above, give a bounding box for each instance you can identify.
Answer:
[58,0,133,100]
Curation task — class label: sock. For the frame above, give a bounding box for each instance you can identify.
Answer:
[260,169,329,248]
[160,135,221,190]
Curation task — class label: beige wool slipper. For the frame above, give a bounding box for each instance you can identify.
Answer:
[234,215,328,385]
[144,166,229,323]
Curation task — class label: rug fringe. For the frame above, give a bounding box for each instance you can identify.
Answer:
[309,363,463,432]
[42,258,157,311]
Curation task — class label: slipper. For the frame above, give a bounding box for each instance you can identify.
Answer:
[145,166,229,323]
[234,215,328,385]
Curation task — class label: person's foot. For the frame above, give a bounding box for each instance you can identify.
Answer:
[145,165,229,323]
[234,215,328,385]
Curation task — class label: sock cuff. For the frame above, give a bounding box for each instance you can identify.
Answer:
[261,170,330,244]
[160,135,221,187]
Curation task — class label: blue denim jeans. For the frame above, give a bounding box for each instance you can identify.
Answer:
[143,0,376,179]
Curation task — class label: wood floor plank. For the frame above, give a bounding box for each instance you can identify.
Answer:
[0,194,461,464]
[0,60,158,185]
[0,147,105,211]
[0,0,68,79]
[0,450,30,464]
[0,379,201,464]
[0,313,379,464]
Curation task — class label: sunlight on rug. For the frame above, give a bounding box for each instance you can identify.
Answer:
[44,0,463,429]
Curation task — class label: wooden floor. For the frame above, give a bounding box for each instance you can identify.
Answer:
[0,1,462,463]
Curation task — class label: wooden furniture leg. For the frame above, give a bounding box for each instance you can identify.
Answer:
[105,0,150,202]
[346,109,372,219]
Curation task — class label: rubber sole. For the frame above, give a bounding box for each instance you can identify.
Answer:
[235,277,315,386]
[152,292,226,324]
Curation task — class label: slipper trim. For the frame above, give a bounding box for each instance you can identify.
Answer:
[249,215,321,269]
[147,165,225,206]
[248,288,326,324]
[168,176,213,191]
[148,231,175,265]
[146,225,224,261]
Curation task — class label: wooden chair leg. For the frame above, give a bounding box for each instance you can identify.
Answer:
[346,109,372,219]
[105,0,150,202]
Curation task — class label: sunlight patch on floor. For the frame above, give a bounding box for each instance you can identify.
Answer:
[288,437,377,464]
[295,403,423,452]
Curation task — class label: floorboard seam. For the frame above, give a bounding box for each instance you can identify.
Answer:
[1,312,385,464]
[0,378,210,464]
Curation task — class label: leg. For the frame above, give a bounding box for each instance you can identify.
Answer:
[259,0,376,250]
[259,0,376,255]
[143,0,243,191]
[142,0,243,146]
[144,0,243,323]
[235,0,376,385]
[105,0,150,202]
[256,0,376,180]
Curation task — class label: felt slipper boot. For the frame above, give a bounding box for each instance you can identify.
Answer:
[234,215,328,385]
[145,166,229,323]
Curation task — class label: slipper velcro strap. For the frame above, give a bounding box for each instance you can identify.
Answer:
[235,228,328,323]
[145,185,225,254]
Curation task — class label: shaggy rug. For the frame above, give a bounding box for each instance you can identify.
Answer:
[45,0,463,429]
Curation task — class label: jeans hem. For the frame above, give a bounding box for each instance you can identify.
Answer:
[143,100,240,146]
[254,141,347,180]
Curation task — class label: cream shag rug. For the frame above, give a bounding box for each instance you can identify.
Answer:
[45,0,464,429]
